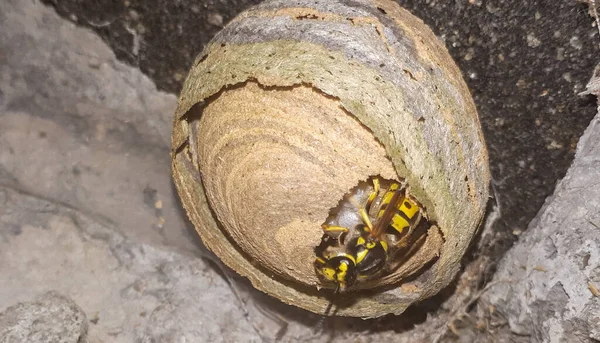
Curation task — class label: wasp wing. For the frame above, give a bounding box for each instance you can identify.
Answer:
[369,186,405,239]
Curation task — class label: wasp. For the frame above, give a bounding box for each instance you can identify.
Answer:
[314,177,425,291]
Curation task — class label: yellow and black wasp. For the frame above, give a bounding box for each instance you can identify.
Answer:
[314,177,426,291]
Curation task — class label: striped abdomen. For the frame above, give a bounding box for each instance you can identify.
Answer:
[377,183,421,237]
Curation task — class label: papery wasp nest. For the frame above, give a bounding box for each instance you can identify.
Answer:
[171,0,490,317]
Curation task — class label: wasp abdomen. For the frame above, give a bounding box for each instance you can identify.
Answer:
[348,236,388,278]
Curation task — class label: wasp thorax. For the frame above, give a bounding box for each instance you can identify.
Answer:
[172,0,490,317]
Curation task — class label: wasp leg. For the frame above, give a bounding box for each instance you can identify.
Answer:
[385,221,430,272]
[358,208,374,233]
[352,177,380,235]
[385,233,427,272]
[322,224,349,235]
[321,224,350,244]
[365,177,380,214]
[391,219,419,250]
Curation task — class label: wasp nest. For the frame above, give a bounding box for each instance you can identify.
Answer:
[172,0,490,318]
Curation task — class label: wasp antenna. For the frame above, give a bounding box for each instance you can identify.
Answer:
[315,285,337,335]
[326,284,340,314]
[365,177,381,213]
[314,315,327,336]
[323,300,335,318]
[348,185,375,231]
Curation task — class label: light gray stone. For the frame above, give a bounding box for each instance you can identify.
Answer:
[0,0,192,255]
[0,291,87,343]
[0,186,266,342]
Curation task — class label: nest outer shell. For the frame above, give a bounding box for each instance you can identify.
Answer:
[171,0,490,317]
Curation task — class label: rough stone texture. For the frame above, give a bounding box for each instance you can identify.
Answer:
[0,292,87,343]
[0,0,192,256]
[483,70,600,342]
[0,186,269,342]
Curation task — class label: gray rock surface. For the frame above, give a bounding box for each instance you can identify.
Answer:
[0,292,87,343]
[0,0,191,255]
[0,185,267,342]
[485,71,600,342]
